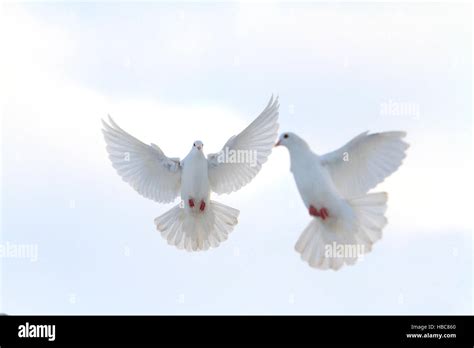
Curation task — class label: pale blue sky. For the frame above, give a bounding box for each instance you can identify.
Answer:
[0,1,472,314]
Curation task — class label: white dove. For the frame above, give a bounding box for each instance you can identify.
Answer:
[102,97,279,251]
[276,131,408,270]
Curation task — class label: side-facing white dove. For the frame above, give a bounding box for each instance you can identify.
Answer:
[102,97,279,251]
[276,131,408,270]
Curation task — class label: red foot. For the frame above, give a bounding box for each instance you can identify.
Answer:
[320,208,329,220]
[188,199,195,208]
[199,200,206,212]
[309,205,329,220]
[309,205,321,217]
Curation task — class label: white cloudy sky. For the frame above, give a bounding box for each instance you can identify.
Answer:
[0,1,472,314]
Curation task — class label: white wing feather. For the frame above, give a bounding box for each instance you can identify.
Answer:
[207,96,279,194]
[321,131,409,198]
[102,116,181,203]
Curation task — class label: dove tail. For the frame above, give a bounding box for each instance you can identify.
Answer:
[154,201,239,251]
[295,192,388,270]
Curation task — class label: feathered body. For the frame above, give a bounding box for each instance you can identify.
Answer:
[289,140,350,222]
[181,147,210,210]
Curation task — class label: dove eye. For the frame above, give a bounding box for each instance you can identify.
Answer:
[284,134,289,139]
[193,143,196,146]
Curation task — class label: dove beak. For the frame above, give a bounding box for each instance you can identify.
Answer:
[197,145,202,150]
[274,140,281,147]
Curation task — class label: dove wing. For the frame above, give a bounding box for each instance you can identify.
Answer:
[102,116,181,203]
[207,96,279,194]
[321,131,409,198]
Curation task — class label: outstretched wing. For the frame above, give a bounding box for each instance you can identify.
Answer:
[207,96,279,194]
[102,116,181,203]
[321,131,409,198]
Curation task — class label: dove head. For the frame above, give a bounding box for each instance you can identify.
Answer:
[192,140,204,151]
[275,132,308,150]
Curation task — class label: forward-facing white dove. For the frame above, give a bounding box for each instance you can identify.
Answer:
[276,131,408,270]
[102,97,279,251]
